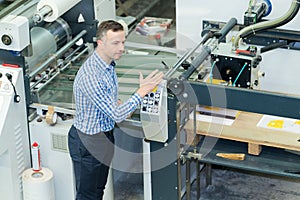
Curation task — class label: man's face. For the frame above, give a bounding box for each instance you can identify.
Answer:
[97,30,125,63]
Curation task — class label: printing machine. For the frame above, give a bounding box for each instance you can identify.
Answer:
[1,0,300,200]
[149,0,300,199]
[0,0,178,199]
[0,0,117,199]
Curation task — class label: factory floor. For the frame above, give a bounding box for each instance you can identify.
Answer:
[113,164,300,200]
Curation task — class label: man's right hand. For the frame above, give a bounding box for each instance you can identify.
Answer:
[136,69,164,98]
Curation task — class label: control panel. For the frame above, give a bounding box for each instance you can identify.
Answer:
[0,64,21,137]
[141,80,168,143]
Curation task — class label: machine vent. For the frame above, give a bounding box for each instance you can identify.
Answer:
[14,124,25,192]
[51,133,68,153]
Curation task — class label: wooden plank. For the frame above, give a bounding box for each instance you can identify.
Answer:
[248,143,262,155]
[185,112,300,153]
[216,153,245,160]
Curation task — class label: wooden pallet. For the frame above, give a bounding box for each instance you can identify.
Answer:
[184,112,300,155]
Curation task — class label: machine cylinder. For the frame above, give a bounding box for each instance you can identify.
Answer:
[25,18,71,72]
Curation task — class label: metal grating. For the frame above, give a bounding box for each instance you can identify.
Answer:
[14,124,25,192]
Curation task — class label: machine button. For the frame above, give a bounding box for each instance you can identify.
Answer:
[142,106,147,111]
[6,73,12,81]
[1,34,12,46]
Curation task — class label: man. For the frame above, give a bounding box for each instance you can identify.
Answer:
[68,20,164,200]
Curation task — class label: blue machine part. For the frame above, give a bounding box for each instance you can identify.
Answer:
[262,0,272,16]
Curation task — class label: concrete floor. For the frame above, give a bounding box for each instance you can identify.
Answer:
[195,168,300,200]
[113,164,300,200]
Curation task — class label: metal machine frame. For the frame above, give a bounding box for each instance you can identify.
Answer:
[149,60,300,200]
[149,14,300,199]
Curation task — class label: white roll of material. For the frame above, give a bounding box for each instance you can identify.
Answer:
[22,168,55,200]
[37,0,81,22]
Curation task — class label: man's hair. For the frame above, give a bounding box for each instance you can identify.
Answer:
[96,20,124,40]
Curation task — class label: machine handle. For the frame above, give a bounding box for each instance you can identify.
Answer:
[215,17,238,42]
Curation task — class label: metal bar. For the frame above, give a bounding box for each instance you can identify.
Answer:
[164,32,216,79]
[34,71,60,92]
[64,45,83,61]
[177,102,182,199]
[205,164,212,187]
[30,76,46,90]
[180,169,199,199]
[196,161,201,200]
[215,18,237,42]
[177,81,300,119]
[142,140,152,200]
[164,42,203,79]
[177,157,182,200]
[164,49,192,78]
[60,46,90,71]
[71,46,89,62]
[193,104,197,147]
[186,159,191,200]
[180,18,237,81]
[31,45,88,90]
[179,46,211,80]
[60,62,71,72]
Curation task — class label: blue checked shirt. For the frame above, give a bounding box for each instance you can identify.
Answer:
[73,51,142,134]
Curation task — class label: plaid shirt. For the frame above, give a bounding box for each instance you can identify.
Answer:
[73,51,142,134]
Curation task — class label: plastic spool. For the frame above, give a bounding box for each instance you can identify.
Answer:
[37,0,81,22]
[22,168,55,200]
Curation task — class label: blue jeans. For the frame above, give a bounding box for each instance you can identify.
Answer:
[68,125,115,200]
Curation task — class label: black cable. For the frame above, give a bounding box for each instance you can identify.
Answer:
[6,73,20,103]
[260,40,288,53]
